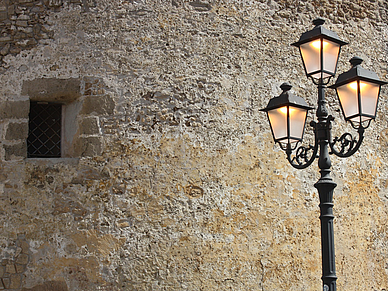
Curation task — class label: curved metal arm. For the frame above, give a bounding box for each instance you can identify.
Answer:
[284,121,318,169]
[329,127,364,158]
[286,142,318,169]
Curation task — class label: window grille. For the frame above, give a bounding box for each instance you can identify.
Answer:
[27,102,62,158]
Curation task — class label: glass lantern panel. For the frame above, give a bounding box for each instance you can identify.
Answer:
[289,107,307,141]
[360,81,380,117]
[268,107,288,141]
[300,40,321,77]
[336,81,359,119]
[322,39,340,77]
[300,39,340,79]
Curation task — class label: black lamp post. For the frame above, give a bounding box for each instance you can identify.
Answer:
[261,19,387,291]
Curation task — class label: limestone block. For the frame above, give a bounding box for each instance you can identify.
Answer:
[5,263,16,274]
[0,101,29,119]
[3,142,27,160]
[22,78,81,103]
[2,278,9,289]
[16,20,28,27]
[18,240,29,254]
[0,37,11,43]
[0,11,7,21]
[80,95,115,116]
[70,164,110,183]
[83,77,105,96]
[9,274,21,289]
[7,4,14,15]
[21,280,68,291]
[78,117,100,135]
[48,0,63,7]
[15,264,25,273]
[5,122,28,140]
[188,1,212,11]
[52,197,87,220]
[16,254,29,265]
[0,44,10,56]
[74,136,102,157]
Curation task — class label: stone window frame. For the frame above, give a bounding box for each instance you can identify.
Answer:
[2,77,114,161]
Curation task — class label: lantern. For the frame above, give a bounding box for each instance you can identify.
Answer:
[261,83,313,146]
[292,18,347,80]
[330,56,388,128]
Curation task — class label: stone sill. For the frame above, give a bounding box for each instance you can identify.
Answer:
[25,158,80,166]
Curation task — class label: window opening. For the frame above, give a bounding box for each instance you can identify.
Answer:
[27,101,62,158]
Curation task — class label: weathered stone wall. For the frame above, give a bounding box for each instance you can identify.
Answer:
[0,0,388,290]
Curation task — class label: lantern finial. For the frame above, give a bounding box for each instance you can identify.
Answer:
[280,82,292,92]
[313,18,325,27]
[349,56,363,67]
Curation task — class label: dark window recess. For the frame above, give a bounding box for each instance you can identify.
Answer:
[27,102,62,158]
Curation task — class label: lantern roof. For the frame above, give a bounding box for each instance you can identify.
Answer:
[330,57,388,88]
[261,83,314,112]
[291,18,348,48]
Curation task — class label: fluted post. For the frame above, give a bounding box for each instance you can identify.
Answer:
[314,80,337,291]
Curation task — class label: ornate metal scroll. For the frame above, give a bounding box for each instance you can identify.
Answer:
[329,127,365,158]
[286,142,319,169]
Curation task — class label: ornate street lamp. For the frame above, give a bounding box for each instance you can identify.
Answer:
[330,56,387,129]
[261,19,387,291]
[292,18,348,81]
[261,82,313,148]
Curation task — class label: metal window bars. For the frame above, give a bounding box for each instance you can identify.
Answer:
[27,102,62,158]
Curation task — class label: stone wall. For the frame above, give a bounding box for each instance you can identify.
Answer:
[0,0,388,290]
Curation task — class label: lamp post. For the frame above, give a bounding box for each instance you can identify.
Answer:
[261,19,387,291]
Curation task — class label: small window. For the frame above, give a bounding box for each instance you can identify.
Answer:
[27,101,62,158]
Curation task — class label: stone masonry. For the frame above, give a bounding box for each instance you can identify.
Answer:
[0,0,388,290]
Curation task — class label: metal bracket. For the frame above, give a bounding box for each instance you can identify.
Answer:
[329,125,365,158]
[284,122,319,169]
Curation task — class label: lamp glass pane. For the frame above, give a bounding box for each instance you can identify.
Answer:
[337,81,359,119]
[300,41,321,77]
[268,107,288,141]
[360,81,380,117]
[322,39,340,76]
[300,39,341,79]
[289,107,307,141]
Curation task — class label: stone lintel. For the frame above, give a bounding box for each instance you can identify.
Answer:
[22,78,81,103]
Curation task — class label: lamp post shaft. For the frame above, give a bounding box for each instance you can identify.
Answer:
[314,82,337,291]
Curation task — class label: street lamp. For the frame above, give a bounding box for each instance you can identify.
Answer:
[291,18,347,80]
[330,56,386,130]
[261,19,387,291]
[261,82,313,148]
